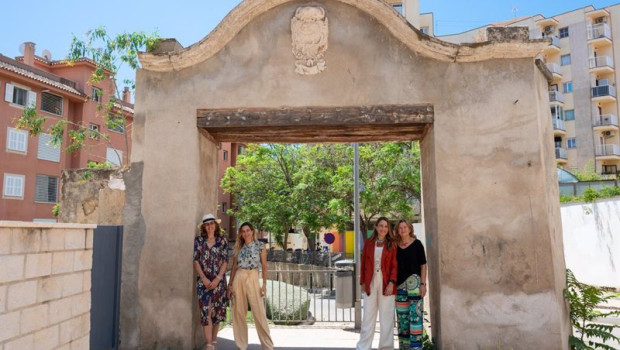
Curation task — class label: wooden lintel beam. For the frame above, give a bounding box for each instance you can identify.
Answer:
[197,104,434,128]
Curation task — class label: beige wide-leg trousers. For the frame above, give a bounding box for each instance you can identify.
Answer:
[232,269,274,350]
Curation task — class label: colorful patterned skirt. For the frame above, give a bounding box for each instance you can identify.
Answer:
[395,274,423,350]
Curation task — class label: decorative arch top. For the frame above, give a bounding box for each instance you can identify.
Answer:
[139,0,549,72]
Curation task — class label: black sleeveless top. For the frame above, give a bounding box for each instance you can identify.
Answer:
[396,239,427,285]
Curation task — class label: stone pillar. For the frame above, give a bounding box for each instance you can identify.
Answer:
[421,60,571,349]
[121,68,219,349]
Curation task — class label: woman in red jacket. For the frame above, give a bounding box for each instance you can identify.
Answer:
[356,217,398,350]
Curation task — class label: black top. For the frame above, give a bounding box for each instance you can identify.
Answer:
[396,239,427,285]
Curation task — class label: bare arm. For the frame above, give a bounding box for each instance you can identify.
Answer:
[260,247,268,296]
[420,264,428,298]
[194,261,210,285]
[227,256,238,298]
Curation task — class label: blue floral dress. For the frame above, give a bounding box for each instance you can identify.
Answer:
[193,235,229,325]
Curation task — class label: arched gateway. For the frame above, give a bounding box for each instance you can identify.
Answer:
[123,0,570,348]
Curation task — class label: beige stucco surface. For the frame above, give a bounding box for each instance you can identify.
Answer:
[125,0,570,348]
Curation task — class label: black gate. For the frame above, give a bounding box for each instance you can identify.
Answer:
[90,226,123,350]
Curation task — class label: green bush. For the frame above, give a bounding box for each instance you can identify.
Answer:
[264,280,310,325]
[599,186,620,198]
[582,188,600,203]
[52,203,60,217]
[565,269,620,349]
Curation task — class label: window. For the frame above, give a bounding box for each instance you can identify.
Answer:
[223,150,228,161]
[602,165,617,175]
[106,147,123,167]
[37,133,60,162]
[559,27,569,38]
[222,202,227,214]
[567,138,577,149]
[35,175,58,203]
[7,127,28,153]
[107,115,125,133]
[237,145,245,155]
[563,81,573,93]
[91,87,102,102]
[4,83,36,107]
[3,174,25,199]
[89,124,100,139]
[561,54,571,66]
[392,3,403,15]
[41,92,63,115]
[565,110,575,121]
[551,105,564,120]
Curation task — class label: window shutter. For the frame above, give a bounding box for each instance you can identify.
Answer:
[5,83,14,102]
[35,175,58,203]
[7,128,28,153]
[37,133,61,162]
[27,91,37,108]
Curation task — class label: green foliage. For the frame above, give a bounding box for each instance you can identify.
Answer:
[15,27,159,167]
[561,186,620,203]
[87,161,114,169]
[264,281,310,325]
[572,161,603,181]
[221,143,421,246]
[582,188,600,203]
[565,269,620,349]
[52,204,60,217]
[422,332,436,350]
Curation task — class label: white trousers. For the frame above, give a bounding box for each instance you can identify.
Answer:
[356,270,395,350]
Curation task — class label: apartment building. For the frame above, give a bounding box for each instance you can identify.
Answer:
[217,142,245,239]
[439,5,620,177]
[0,42,133,222]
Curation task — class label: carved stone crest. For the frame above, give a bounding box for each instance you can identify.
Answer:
[291,6,328,75]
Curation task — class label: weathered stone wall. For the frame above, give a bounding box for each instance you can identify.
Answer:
[58,168,125,225]
[0,222,95,350]
[127,0,569,348]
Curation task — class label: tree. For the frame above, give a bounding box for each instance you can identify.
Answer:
[16,27,159,167]
[221,142,422,246]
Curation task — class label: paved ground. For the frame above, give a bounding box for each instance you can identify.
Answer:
[215,322,394,350]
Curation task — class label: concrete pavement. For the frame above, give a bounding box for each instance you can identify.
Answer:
[215,322,396,350]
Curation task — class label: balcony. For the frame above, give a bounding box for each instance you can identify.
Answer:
[593,114,619,132]
[544,35,561,53]
[589,56,614,75]
[555,147,568,164]
[546,62,562,81]
[587,23,612,47]
[552,118,566,136]
[549,90,565,105]
[596,144,620,160]
[591,85,617,103]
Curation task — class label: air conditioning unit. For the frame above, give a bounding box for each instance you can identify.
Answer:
[544,25,554,34]
[604,130,615,137]
[595,17,607,24]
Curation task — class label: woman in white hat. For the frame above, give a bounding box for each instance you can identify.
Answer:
[193,214,229,350]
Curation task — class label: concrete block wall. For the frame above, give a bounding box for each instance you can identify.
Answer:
[0,222,96,350]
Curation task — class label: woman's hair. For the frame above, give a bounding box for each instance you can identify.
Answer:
[200,220,221,238]
[395,219,416,242]
[234,222,257,257]
[369,216,395,249]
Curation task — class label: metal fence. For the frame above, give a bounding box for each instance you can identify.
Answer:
[560,179,619,197]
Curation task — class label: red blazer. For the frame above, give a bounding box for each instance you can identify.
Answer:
[360,238,397,296]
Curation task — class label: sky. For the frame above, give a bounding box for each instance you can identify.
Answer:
[0,0,618,97]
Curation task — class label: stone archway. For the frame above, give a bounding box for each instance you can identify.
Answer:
[123,0,570,349]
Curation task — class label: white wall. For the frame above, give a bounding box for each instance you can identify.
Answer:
[561,198,620,288]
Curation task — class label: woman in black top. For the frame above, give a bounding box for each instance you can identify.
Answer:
[395,219,427,350]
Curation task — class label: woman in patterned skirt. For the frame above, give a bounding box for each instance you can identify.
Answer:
[395,219,427,350]
[193,214,229,350]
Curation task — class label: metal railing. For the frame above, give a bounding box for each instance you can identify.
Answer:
[587,23,612,41]
[261,268,355,323]
[596,144,620,156]
[555,147,568,159]
[593,114,619,127]
[591,85,616,98]
[589,55,614,69]
[549,90,565,103]
[553,118,565,131]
